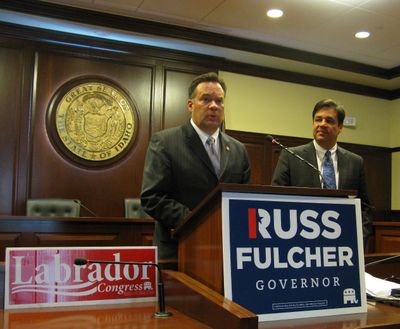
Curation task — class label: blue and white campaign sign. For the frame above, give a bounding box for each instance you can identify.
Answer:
[222,192,366,322]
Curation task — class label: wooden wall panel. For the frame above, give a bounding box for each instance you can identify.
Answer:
[29,52,154,217]
[0,34,215,218]
[226,131,269,185]
[349,145,391,218]
[374,221,400,252]
[0,46,25,215]
[0,41,215,218]
[375,230,400,252]
[163,68,204,129]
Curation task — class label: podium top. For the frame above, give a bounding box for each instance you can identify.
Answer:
[215,183,357,198]
[174,183,357,238]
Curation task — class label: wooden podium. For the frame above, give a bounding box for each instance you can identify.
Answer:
[163,184,358,328]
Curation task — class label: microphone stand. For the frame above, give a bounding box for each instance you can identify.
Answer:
[365,254,400,268]
[73,200,99,217]
[75,258,172,317]
[267,135,328,188]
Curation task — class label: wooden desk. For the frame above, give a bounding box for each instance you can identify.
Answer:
[0,303,211,329]
[0,215,155,261]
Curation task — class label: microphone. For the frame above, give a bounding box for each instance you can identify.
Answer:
[267,135,327,188]
[74,257,171,317]
[73,199,98,217]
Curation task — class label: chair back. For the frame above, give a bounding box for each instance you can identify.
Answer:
[124,198,151,218]
[26,199,80,217]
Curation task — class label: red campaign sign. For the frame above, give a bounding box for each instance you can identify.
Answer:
[5,246,158,309]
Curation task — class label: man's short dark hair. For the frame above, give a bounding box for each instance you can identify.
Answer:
[188,72,227,98]
[312,99,346,124]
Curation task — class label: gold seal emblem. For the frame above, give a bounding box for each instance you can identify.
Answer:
[54,81,135,161]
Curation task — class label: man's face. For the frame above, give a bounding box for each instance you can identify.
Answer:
[188,82,225,135]
[313,107,343,149]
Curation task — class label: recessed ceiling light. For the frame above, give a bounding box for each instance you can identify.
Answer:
[267,9,284,18]
[355,31,370,39]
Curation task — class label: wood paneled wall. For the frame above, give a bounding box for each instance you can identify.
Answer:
[0,24,392,219]
[30,53,153,217]
[0,28,214,217]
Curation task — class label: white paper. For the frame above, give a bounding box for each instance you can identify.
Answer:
[365,272,400,298]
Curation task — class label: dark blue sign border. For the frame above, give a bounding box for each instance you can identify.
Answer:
[222,193,366,321]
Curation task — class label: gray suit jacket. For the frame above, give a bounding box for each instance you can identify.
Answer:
[272,141,372,244]
[141,122,251,260]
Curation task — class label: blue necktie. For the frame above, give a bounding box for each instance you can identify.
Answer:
[206,137,220,175]
[322,151,336,189]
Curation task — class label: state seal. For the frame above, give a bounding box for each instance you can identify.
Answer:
[53,81,136,162]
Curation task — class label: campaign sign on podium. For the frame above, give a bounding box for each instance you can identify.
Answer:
[222,192,367,321]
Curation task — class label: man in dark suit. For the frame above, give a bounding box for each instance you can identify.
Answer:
[272,99,372,246]
[141,72,251,260]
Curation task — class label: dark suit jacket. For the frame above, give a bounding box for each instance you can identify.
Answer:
[272,141,372,244]
[141,122,251,260]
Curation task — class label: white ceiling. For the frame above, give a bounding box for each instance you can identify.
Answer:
[42,0,400,69]
[3,0,400,91]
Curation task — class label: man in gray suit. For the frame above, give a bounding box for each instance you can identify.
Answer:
[272,99,372,247]
[141,72,251,261]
